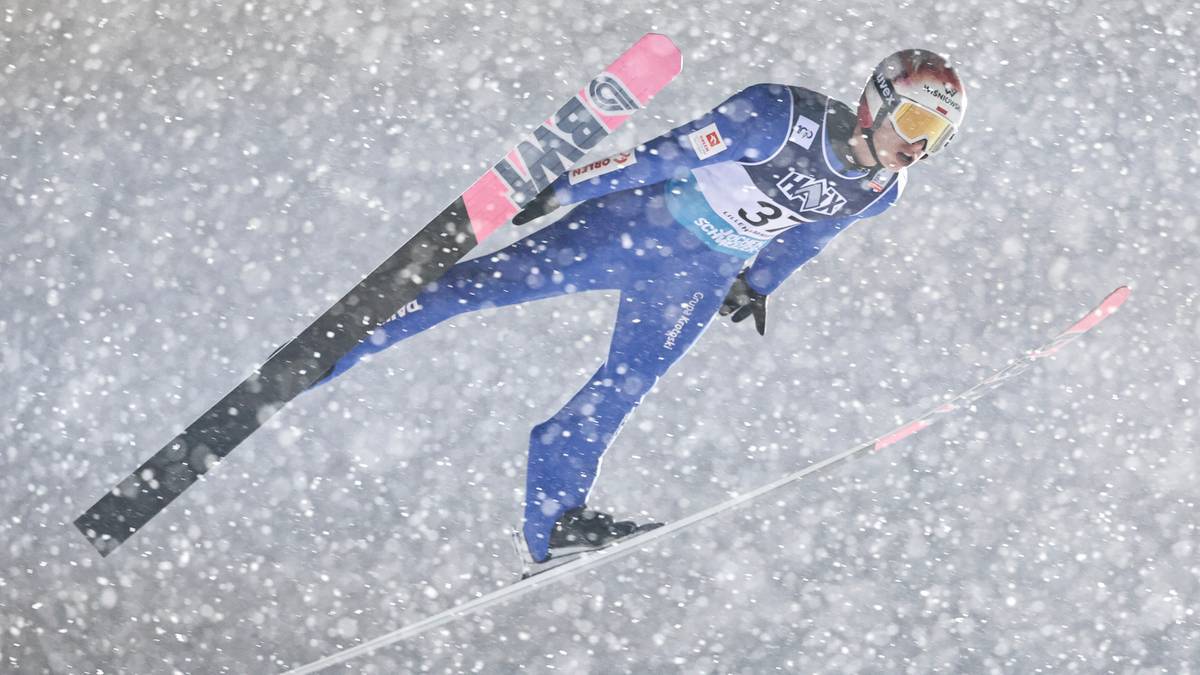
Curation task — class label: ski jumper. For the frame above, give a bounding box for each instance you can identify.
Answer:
[312,83,908,561]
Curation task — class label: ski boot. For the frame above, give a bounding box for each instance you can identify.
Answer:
[514,506,663,578]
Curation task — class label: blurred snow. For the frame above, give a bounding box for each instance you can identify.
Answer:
[2,0,1198,672]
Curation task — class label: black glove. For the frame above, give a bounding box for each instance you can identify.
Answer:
[719,271,768,336]
[511,187,561,225]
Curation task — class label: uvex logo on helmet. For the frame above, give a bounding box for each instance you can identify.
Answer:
[874,71,897,105]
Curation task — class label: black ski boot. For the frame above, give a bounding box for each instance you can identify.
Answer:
[549,507,644,554]
[514,507,663,578]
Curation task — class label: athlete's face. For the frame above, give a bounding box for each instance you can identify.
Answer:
[872,117,928,171]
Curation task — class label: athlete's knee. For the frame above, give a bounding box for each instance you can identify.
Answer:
[530,412,605,453]
[599,361,662,405]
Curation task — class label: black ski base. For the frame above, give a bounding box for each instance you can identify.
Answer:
[75,200,478,555]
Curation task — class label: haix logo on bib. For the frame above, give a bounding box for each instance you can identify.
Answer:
[788,115,820,149]
[568,151,637,185]
[776,169,846,216]
[688,123,728,160]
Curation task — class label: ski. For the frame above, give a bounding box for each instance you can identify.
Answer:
[282,286,1129,674]
[75,34,684,556]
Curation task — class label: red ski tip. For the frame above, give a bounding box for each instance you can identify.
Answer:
[1065,285,1130,336]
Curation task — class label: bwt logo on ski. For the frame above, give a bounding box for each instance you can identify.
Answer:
[587,74,641,114]
[493,73,639,207]
[663,292,705,349]
[776,170,846,216]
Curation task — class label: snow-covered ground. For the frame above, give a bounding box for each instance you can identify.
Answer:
[3,1,1197,672]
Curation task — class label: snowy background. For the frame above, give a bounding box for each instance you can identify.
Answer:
[3,0,1198,672]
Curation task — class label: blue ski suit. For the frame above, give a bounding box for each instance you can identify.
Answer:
[314,83,907,562]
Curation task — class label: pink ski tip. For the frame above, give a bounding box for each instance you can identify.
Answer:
[873,420,931,451]
[604,33,683,108]
[633,33,683,73]
[1066,285,1130,335]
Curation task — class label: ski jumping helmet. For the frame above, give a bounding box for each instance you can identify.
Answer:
[858,49,967,161]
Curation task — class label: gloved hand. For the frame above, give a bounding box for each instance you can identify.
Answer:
[719,270,768,336]
[511,187,562,225]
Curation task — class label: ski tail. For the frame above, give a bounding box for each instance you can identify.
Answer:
[74,34,683,557]
[281,287,1129,673]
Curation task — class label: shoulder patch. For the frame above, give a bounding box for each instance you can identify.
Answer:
[688,123,728,160]
[788,114,820,149]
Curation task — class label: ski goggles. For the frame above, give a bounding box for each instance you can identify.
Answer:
[888,98,958,156]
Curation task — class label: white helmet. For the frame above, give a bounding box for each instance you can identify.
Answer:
[858,49,967,158]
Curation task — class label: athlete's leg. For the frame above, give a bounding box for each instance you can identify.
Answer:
[521,252,736,561]
[312,200,640,386]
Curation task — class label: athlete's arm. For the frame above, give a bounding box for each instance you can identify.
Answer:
[546,83,793,206]
[740,217,853,296]
[741,171,907,295]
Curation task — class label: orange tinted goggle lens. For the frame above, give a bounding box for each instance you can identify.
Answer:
[890,100,955,154]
